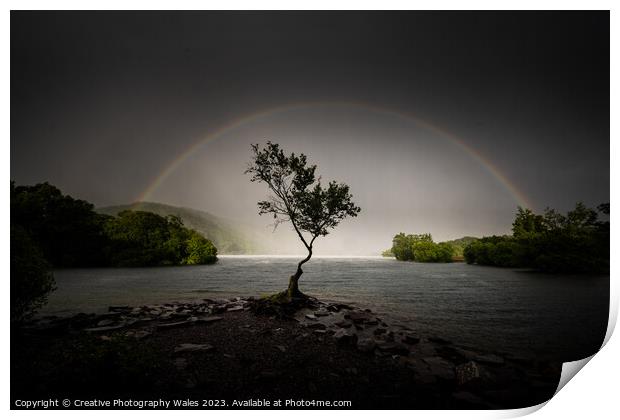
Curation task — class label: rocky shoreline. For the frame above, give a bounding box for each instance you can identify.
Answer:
[12,297,561,409]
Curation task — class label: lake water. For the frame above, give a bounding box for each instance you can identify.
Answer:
[47,256,609,362]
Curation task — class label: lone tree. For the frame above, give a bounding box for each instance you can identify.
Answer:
[246,142,361,301]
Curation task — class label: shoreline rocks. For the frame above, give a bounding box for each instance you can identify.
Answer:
[22,296,560,409]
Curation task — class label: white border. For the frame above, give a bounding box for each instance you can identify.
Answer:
[3,2,616,420]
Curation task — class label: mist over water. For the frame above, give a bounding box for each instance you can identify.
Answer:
[140,106,528,255]
[47,257,609,361]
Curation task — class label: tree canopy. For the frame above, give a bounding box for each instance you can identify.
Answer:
[390,233,455,263]
[464,202,609,273]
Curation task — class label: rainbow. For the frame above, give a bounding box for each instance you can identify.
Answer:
[135,101,533,210]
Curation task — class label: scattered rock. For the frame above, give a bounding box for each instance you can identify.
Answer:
[456,361,480,385]
[174,343,215,353]
[275,345,287,353]
[357,338,376,353]
[373,328,387,335]
[428,336,451,345]
[402,334,420,345]
[335,321,352,328]
[333,329,358,346]
[305,313,318,320]
[84,324,126,333]
[346,311,370,324]
[158,320,191,329]
[227,306,244,312]
[96,319,115,327]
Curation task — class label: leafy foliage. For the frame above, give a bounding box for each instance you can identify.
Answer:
[103,210,218,267]
[441,236,479,260]
[10,224,56,323]
[98,202,263,254]
[183,231,218,264]
[390,233,455,263]
[245,142,360,294]
[464,203,609,273]
[11,182,218,269]
[246,142,360,240]
[11,182,109,267]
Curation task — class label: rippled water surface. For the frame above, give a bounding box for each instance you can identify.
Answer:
[48,256,609,361]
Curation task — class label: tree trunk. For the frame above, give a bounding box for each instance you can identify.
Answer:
[287,247,312,298]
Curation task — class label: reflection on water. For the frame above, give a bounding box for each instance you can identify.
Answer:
[48,256,609,361]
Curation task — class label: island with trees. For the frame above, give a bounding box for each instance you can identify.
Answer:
[11,182,217,322]
[385,204,608,274]
[463,203,609,273]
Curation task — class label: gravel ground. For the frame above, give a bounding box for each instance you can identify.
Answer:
[11,298,561,409]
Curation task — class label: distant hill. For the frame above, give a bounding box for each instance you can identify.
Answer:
[442,236,479,259]
[97,202,266,254]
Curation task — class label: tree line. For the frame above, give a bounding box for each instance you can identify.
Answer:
[11,182,218,322]
[463,203,609,273]
[389,233,456,263]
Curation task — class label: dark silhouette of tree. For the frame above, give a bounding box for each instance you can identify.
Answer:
[246,142,360,299]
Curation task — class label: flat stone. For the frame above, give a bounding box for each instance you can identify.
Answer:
[373,328,387,335]
[194,316,224,324]
[275,345,287,353]
[335,321,352,328]
[174,343,215,353]
[84,323,126,332]
[402,334,420,345]
[333,329,358,346]
[305,313,318,320]
[96,319,115,327]
[346,311,371,324]
[158,320,191,329]
[227,306,244,312]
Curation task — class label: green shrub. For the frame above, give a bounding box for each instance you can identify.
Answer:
[11,225,56,323]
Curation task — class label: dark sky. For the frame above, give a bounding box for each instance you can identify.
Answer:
[11,11,609,254]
